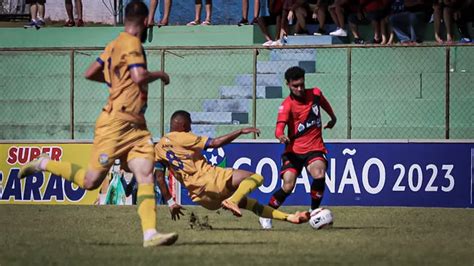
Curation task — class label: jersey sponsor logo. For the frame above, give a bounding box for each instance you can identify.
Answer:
[297,123,305,132]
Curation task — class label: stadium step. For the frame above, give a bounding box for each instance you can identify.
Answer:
[269,49,317,61]
[285,35,347,45]
[202,99,251,113]
[191,112,249,125]
[219,86,282,99]
[235,74,283,87]
[191,124,217,137]
[257,60,315,74]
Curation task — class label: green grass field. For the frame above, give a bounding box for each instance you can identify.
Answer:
[1,205,473,265]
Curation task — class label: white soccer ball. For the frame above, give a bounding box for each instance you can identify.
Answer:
[309,208,333,230]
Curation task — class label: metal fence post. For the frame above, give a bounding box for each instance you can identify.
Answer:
[252,48,258,139]
[160,49,166,137]
[70,49,75,140]
[347,47,352,139]
[445,46,450,139]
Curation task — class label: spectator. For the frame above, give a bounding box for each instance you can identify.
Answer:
[432,0,457,43]
[328,0,353,38]
[187,0,213,26]
[238,0,260,26]
[450,0,473,43]
[389,0,430,45]
[24,0,46,29]
[148,0,172,27]
[313,0,332,35]
[64,0,84,27]
[257,0,287,46]
[360,0,391,44]
[286,0,313,35]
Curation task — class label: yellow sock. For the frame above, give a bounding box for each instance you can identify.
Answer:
[45,160,85,189]
[137,184,156,233]
[229,174,263,204]
[244,197,289,221]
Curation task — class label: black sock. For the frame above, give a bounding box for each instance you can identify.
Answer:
[311,178,325,210]
[268,188,291,209]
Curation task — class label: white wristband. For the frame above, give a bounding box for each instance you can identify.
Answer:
[167,198,176,207]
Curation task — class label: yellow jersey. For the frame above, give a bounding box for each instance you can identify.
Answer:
[155,132,216,191]
[97,32,148,124]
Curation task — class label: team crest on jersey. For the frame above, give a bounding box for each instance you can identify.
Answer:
[297,123,305,132]
[99,153,109,166]
[312,104,319,116]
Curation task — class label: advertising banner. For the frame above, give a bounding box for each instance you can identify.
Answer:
[187,142,474,208]
[0,143,99,205]
[2,141,472,208]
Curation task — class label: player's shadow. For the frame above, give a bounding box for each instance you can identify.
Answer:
[177,240,274,246]
[330,226,389,230]
[208,227,295,232]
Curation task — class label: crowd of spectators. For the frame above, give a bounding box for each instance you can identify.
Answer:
[22,0,472,45]
[257,0,473,46]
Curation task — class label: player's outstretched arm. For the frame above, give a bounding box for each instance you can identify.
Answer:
[84,61,106,83]
[320,94,337,129]
[207,127,260,148]
[154,167,184,220]
[130,67,170,87]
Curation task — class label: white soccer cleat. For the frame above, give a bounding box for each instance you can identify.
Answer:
[143,232,178,247]
[259,217,273,229]
[329,28,347,37]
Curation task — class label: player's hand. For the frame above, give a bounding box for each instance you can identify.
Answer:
[159,71,170,85]
[277,135,290,144]
[287,10,294,22]
[169,204,185,221]
[324,118,337,129]
[240,127,260,137]
[312,12,318,20]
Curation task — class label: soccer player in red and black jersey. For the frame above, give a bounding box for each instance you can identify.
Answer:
[259,66,337,229]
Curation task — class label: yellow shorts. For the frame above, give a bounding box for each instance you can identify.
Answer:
[188,167,234,210]
[89,112,154,172]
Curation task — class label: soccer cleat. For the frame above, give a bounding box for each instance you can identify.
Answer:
[143,232,178,247]
[259,217,272,229]
[286,211,310,224]
[221,199,242,217]
[18,154,50,179]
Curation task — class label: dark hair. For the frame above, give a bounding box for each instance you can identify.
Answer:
[125,0,149,23]
[284,66,305,82]
[171,110,191,122]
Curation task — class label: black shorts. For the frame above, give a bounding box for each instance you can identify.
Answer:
[280,151,327,176]
[26,0,46,4]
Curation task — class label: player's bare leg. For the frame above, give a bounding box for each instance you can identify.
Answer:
[128,158,178,247]
[221,169,263,217]
[307,159,327,210]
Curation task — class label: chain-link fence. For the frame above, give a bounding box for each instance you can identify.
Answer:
[0,45,472,140]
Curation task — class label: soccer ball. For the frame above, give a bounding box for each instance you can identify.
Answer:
[309,208,333,230]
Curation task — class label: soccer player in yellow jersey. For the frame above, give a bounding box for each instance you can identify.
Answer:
[18,0,178,248]
[154,110,311,225]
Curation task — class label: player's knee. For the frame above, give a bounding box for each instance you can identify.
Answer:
[282,182,295,193]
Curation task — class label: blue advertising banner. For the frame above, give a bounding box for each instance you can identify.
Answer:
[180,142,474,208]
